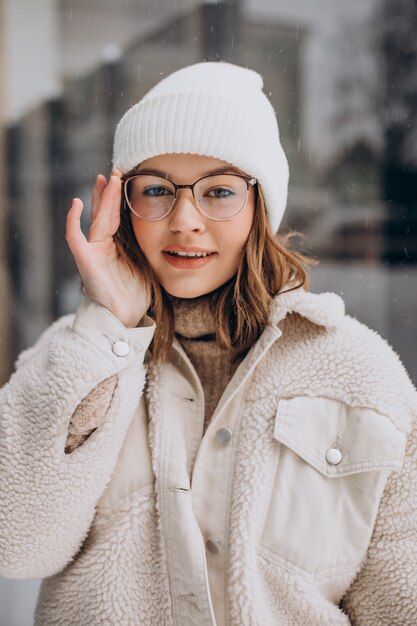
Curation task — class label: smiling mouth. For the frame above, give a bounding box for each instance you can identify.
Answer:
[163,251,218,268]
[164,251,216,258]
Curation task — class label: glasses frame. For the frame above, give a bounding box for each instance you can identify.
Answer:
[122,171,258,221]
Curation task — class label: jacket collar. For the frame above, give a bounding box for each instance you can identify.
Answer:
[268,286,345,329]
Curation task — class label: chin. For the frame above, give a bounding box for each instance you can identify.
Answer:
[161,278,230,300]
[164,286,215,299]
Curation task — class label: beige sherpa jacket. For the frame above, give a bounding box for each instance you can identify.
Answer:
[0,287,416,625]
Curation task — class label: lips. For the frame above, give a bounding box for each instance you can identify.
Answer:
[164,251,214,258]
[163,251,217,269]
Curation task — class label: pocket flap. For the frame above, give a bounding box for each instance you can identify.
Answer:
[273,396,406,476]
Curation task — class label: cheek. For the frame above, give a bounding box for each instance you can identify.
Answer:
[131,221,156,257]
[221,212,254,251]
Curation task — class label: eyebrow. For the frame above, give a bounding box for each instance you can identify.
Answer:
[134,165,244,178]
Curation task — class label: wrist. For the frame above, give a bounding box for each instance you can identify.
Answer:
[126,312,149,329]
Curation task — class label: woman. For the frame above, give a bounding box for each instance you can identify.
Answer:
[0,62,416,626]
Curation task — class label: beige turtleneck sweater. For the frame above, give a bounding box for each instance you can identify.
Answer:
[65,290,244,453]
[168,291,244,435]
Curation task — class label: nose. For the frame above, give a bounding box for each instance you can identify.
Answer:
[168,188,206,233]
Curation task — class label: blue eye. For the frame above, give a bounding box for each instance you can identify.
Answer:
[143,186,172,197]
[206,187,235,198]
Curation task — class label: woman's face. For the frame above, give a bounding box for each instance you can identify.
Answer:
[130,153,255,299]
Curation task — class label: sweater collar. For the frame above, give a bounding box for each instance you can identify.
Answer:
[167,291,217,339]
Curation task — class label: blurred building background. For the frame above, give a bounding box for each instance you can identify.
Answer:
[0,0,416,623]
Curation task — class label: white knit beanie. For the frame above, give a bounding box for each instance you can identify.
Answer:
[112,61,289,234]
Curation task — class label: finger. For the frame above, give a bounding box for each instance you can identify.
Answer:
[91,174,107,222]
[89,175,122,242]
[111,168,123,178]
[66,198,89,253]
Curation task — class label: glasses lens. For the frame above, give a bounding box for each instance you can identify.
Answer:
[125,175,175,219]
[195,175,248,219]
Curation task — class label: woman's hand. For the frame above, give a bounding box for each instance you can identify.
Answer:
[66,169,151,328]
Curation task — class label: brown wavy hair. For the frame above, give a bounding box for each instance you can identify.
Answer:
[113,174,319,365]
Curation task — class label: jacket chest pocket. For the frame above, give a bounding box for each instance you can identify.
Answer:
[259,395,405,578]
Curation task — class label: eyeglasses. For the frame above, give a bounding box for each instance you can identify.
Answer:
[122,171,257,221]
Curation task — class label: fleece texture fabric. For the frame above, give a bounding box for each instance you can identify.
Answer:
[0,286,416,625]
[65,289,242,451]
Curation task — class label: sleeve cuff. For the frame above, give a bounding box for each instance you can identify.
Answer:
[71,293,156,369]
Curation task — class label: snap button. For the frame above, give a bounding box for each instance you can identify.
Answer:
[215,427,233,445]
[112,340,130,357]
[325,447,342,465]
[205,538,223,554]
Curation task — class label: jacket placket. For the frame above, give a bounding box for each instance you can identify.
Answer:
[189,323,283,626]
[149,322,282,626]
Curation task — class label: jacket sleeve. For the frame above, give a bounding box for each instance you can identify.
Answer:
[0,294,156,580]
[341,405,417,625]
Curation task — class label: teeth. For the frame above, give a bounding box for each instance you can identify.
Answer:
[168,251,211,257]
